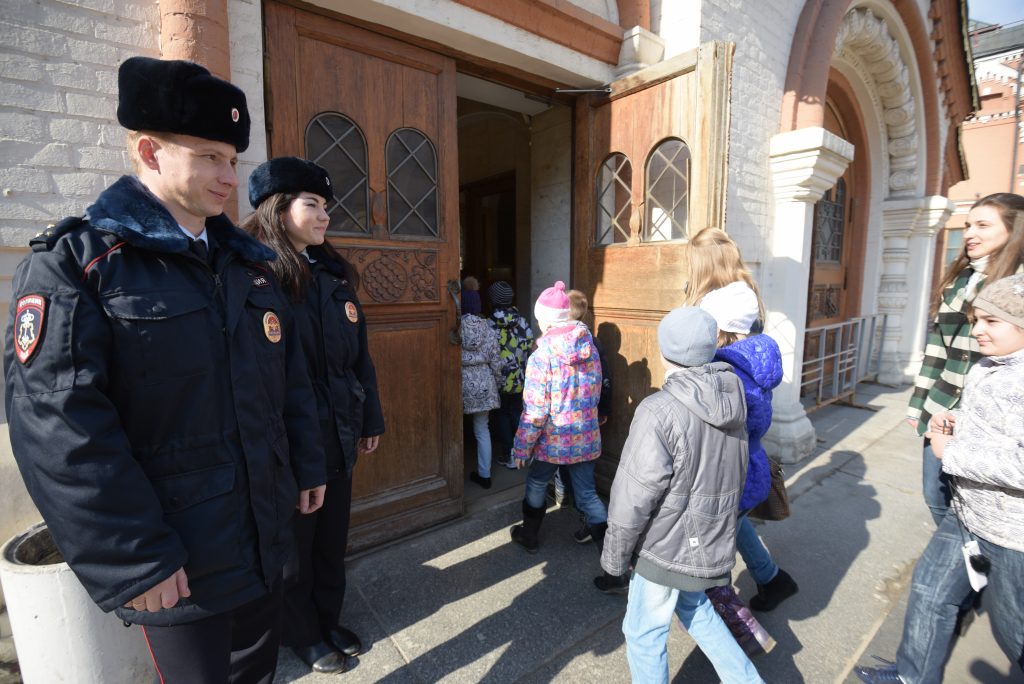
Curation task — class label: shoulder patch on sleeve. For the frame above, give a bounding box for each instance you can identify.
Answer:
[14,295,46,364]
[31,216,85,252]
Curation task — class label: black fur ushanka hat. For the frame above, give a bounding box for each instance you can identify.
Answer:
[117,56,251,152]
[248,157,334,208]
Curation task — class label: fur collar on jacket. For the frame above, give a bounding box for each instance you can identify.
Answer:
[86,176,276,263]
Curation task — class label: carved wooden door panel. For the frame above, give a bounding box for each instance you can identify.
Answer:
[573,43,733,486]
[265,2,462,549]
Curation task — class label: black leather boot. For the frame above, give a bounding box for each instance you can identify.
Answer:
[510,500,546,553]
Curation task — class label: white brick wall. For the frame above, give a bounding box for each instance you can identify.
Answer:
[696,0,804,277]
[0,0,159,248]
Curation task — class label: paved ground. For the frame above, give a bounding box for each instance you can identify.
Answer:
[2,384,1019,683]
[273,384,1023,683]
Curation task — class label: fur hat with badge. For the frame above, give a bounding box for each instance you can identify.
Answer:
[534,281,570,324]
[658,307,719,368]
[974,272,1024,328]
[248,157,334,209]
[117,56,250,152]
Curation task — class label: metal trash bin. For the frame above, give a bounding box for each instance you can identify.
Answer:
[0,522,152,683]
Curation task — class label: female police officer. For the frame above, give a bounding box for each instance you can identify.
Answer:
[4,58,326,682]
[243,157,386,674]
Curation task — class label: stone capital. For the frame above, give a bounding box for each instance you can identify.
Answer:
[615,26,666,78]
[770,127,855,203]
[914,195,955,237]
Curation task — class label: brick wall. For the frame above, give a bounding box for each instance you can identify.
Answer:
[0,0,159,247]
[695,1,804,282]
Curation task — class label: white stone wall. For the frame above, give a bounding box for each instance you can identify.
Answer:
[0,0,158,248]
[694,1,805,286]
[529,106,573,326]
[229,0,268,217]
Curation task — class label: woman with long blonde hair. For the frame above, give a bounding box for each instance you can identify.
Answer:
[680,227,796,655]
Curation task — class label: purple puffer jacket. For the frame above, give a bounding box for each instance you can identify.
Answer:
[716,334,783,511]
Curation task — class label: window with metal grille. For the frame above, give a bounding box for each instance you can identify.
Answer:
[595,153,632,245]
[813,178,846,263]
[386,128,439,237]
[304,112,369,234]
[644,138,690,242]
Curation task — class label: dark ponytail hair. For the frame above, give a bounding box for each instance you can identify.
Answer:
[240,193,359,299]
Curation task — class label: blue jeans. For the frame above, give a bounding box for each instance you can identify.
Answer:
[897,510,1024,682]
[471,412,492,478]
[921,441,950,527]
[736,513,778,585]
[623,572,764,684]
[524,460,606,525]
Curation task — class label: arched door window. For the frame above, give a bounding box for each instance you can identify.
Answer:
[595,153,632,245]
[644,138,690,242]
[305,112,369,234]
[386,128,439,237]
[813,178,846,263]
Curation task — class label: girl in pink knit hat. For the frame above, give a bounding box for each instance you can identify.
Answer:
[509,281,607,553]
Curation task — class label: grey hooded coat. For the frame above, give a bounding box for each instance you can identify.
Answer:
[601,362,749,583]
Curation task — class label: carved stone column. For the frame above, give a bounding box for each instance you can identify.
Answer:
[878,196,954,383]
[763,127,854,463]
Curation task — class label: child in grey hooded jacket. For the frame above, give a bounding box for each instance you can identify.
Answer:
[601,307,763,684]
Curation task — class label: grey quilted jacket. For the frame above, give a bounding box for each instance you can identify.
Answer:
[601,362,749,580]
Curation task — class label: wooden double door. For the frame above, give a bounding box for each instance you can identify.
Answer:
[265,2,736,544]
[265,2,463,550]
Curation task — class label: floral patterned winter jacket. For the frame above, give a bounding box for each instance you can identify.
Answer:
[461,314,502,414]
[513,322,602,465]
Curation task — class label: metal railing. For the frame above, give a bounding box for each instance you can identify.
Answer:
[800,314,888,412]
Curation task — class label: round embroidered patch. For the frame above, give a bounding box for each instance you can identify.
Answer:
[263,311,282,343]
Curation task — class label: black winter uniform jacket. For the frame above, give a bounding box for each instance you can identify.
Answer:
[4,176,326,626]
[296,247,385,479]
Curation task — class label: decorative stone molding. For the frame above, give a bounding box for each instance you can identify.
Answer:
[876,195,954,383]
[833,8,919,198]
[769,127,855,203]
[615,26,666,78]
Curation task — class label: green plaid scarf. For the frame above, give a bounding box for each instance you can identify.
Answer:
[907,269,982,435]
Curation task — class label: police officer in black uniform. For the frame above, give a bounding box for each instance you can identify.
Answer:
[242,157,385,674]
[4,58,326,683]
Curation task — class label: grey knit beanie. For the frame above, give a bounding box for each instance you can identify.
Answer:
[974,273,1024,328]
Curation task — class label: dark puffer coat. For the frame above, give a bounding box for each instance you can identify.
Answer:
[4,176,325,626]
[716,334,783,511]
[294,246,385,479]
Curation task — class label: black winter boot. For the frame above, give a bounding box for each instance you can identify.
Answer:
[510,501,546,553]
[749,568,799,612]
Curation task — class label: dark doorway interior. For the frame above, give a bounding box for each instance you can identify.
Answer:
[460,172,517,293]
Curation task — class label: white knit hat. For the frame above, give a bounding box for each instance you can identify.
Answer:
[698,281,760,334]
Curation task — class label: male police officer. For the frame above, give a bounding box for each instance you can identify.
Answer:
[4,57,326,683]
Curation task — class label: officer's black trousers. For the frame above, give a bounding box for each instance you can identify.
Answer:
[282,473,354,648]
[140,581,283,683]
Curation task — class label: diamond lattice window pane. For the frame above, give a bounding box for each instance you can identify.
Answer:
[387,128,439,237]
[644,138,690,242]
[595,153,632,245]
[813,178,845,263]
[305,113,369,234]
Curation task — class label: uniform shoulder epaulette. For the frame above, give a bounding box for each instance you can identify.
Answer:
[30,216,86,252]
